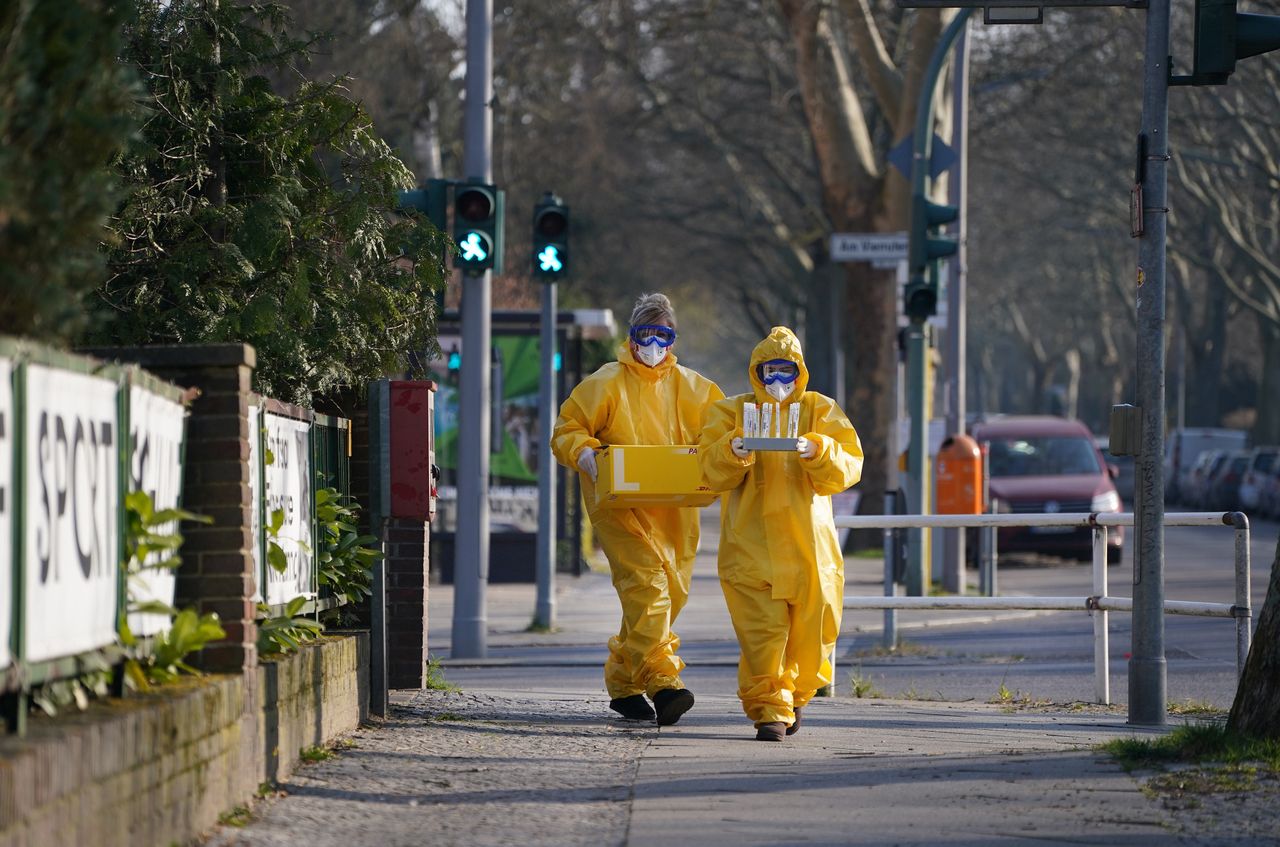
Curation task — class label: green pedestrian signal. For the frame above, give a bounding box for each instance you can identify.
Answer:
[538,245,563,273]
[531,191,569,282]
[453,182,504,274]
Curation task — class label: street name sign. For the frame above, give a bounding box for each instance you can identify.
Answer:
[831,232,908,263]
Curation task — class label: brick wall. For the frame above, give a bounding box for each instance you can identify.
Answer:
[386,520,430,688]
[0,634,367,847]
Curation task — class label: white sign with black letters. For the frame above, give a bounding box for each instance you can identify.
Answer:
[0,358,13,670]
[127,386,187,638]
[830,232,908,263]
[264,412,314,605]
[24,364,120,663]
[248,403,263,603]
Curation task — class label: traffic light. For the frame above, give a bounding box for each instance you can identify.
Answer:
[453,182,504,274]
[905,195,959,322]
[396,179,449,230]
[531,192,569,282]
[1176,0,1280,85]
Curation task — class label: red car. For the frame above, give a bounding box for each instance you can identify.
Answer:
[970,416,1125,564]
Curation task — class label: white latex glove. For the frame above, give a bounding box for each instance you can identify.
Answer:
[731,437,750,459]
[577,447,598,482]
[796,436,818,459]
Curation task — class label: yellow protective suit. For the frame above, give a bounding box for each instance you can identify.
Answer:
[698,327,864,727]
[552,343,724,699]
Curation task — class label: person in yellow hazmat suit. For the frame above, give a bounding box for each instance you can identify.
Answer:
[552,293,724,725]
[698,326,864,742]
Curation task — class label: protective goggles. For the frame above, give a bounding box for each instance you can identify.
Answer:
[757,359,800,385]
[630,324,677,348]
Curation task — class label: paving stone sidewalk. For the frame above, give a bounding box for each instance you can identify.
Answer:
[202,504,1279,846]
[203,684,1266,847]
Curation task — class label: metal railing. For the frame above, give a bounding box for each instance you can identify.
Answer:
[833,511,1251,705]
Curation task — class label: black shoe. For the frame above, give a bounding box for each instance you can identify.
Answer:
[786,707,801,736]
[755,721,786,742]
[652,688,695,726]
[609,694,656,721]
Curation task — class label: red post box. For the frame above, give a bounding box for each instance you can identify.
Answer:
[370,379,437,521]
[935,433,983,515]
[388,380,437,522]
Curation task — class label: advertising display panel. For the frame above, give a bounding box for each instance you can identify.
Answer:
[126,385,187,637]
[23,364,120,663]
[430,333,541,531]
[263,411,315,605]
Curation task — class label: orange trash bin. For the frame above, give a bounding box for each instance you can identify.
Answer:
[936,433,983,515]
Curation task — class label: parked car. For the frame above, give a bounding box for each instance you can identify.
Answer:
[970,416,1124,564]
[1237,447,1279,514]
[1205,450,1251,512]
[1262,462,1280,518]
[1165,427,1248,504]
[1183,449,1227,509]
[1097,437,1135,505]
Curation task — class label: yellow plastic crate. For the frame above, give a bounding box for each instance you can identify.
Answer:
[595,445,717,509]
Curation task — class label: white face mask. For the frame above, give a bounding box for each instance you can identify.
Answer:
[766,380,794,402]
[636,344,667,368]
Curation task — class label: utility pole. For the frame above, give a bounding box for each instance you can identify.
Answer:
[452,0,492,659]
[532,191,571,631]
[942,19,970,595]
[905,9,971,597]
[1130,0,1171,725]
[534,281,557,630]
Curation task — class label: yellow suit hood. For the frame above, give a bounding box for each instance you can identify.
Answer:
[749,327,809,401]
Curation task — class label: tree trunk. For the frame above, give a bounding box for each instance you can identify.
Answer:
[1228,535,1280,739]
[1062,348,1081,420]
[804,264,836,398]
[1189,274,1227,426]
[845,261,897,536]
[1252,317,1280,444]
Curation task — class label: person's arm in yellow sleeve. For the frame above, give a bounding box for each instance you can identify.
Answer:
[551,380,609,470]
[799,395,864,495]
[698,397,753,492]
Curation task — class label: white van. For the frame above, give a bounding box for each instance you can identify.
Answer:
[1165,427,1248,503]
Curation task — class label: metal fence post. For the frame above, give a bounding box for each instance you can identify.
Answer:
[882,491,898,650]
[1092,524,1110,705]
[980,499,998,597]
[1230,512,1251,678]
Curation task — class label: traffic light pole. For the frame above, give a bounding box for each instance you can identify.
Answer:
[942,22,970,595]
[1130,0,1171,726]
[453,0,493,659]
[534,281,557,630]
[905,9,971,597]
